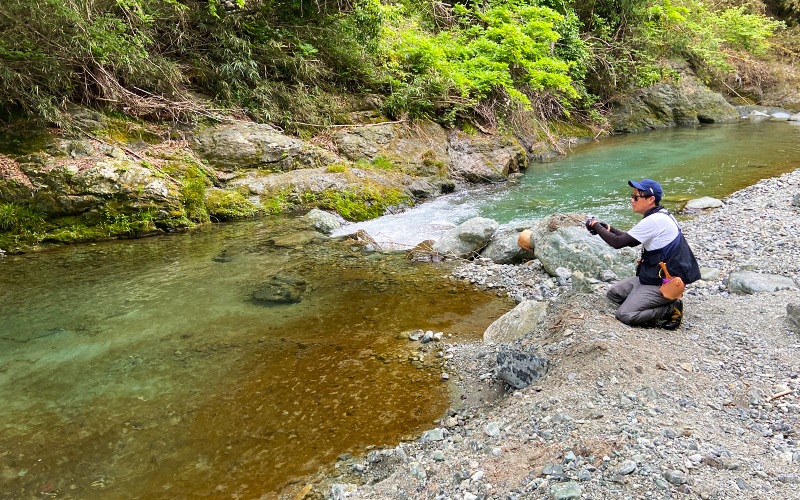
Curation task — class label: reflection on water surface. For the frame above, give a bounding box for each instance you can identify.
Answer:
[0,218,513,497]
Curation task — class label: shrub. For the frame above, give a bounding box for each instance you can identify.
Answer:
[378,0,588,120]
[0,201,47,243]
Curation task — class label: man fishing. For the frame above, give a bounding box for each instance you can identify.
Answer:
[586,179,701,330]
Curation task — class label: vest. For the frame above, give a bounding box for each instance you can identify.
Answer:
[635,208,701,286]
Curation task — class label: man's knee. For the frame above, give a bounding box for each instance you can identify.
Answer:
[615,309,636,325]
[606,288,625,304]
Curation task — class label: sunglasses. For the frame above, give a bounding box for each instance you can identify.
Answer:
[630,193,652,201]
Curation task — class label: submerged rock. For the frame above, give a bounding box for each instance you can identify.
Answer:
[251,275,307,305]
[304,208,342,235]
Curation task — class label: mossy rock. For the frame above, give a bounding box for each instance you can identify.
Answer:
[206,188,259,221]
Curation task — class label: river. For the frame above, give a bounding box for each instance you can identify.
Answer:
[1,120,799,498]
[334,121,800,249]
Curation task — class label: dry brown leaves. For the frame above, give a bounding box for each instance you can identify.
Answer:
[0,154,33,188]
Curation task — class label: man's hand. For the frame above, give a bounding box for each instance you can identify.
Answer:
[585,218,609,234]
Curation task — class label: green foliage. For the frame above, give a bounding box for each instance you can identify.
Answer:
[0,202,47,244]
[769,0,800,26]
[100,208,157,237]
[0,0,788,139]
[0,0,188,124]
[378,0,588,120]
[571,0,649,34]
[639,0,783,74]
[580,0,784,96]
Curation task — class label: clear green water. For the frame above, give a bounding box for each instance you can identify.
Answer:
[0,218,513,498]
[336,121,800,249]
[2,120,799,498]
[485,121,800,226]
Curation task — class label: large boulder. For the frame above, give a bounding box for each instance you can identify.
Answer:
[480,227,534,264]
[684,196,724,210]
[448,130,527,183]
[496,349,549,389]
[433,217,499,259]
[608,61,739,133]
[533,214,637,279]
[6,153,182,218]
[191,121,338,172]
[226,166,413,206]
[331,120,527,185]
[736,105,797,120]
[484,300,549,344]
[331,121,450,177]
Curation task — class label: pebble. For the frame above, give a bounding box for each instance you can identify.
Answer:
[618,460,637,475]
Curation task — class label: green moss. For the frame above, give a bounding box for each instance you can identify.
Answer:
[0,123,52,155]
[550,120,594,138]
[45,225,107,243]
[317,186,408,221]
[102,116,162,145]
[326,163,347,173]
[159,154,215,180]
[355,155,399,172]
[181,177,210,223]
[0,201,165,248]
[260,189,295,215]
[421,150,447,176]
[206,190,259,221]
[371,155,394,171]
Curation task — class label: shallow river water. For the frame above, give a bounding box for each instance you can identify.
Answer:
[2,120,799,498]
[0,220,512,497]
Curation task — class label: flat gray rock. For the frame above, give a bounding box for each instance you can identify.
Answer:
[727,271,798,294]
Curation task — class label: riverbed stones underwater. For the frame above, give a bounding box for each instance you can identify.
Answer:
[302,168,800,499]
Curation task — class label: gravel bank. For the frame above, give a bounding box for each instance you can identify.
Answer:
[315,169,800,500]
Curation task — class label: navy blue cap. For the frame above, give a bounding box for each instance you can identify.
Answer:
[628,179,663,203]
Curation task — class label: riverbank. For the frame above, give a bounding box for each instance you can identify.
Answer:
[307,168,800,499]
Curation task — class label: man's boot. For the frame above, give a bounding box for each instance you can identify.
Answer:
[663,299,683,330]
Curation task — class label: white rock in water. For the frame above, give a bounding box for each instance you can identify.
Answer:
[685,196,724,210]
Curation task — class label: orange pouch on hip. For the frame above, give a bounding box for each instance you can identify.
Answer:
[658,262,685,300]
